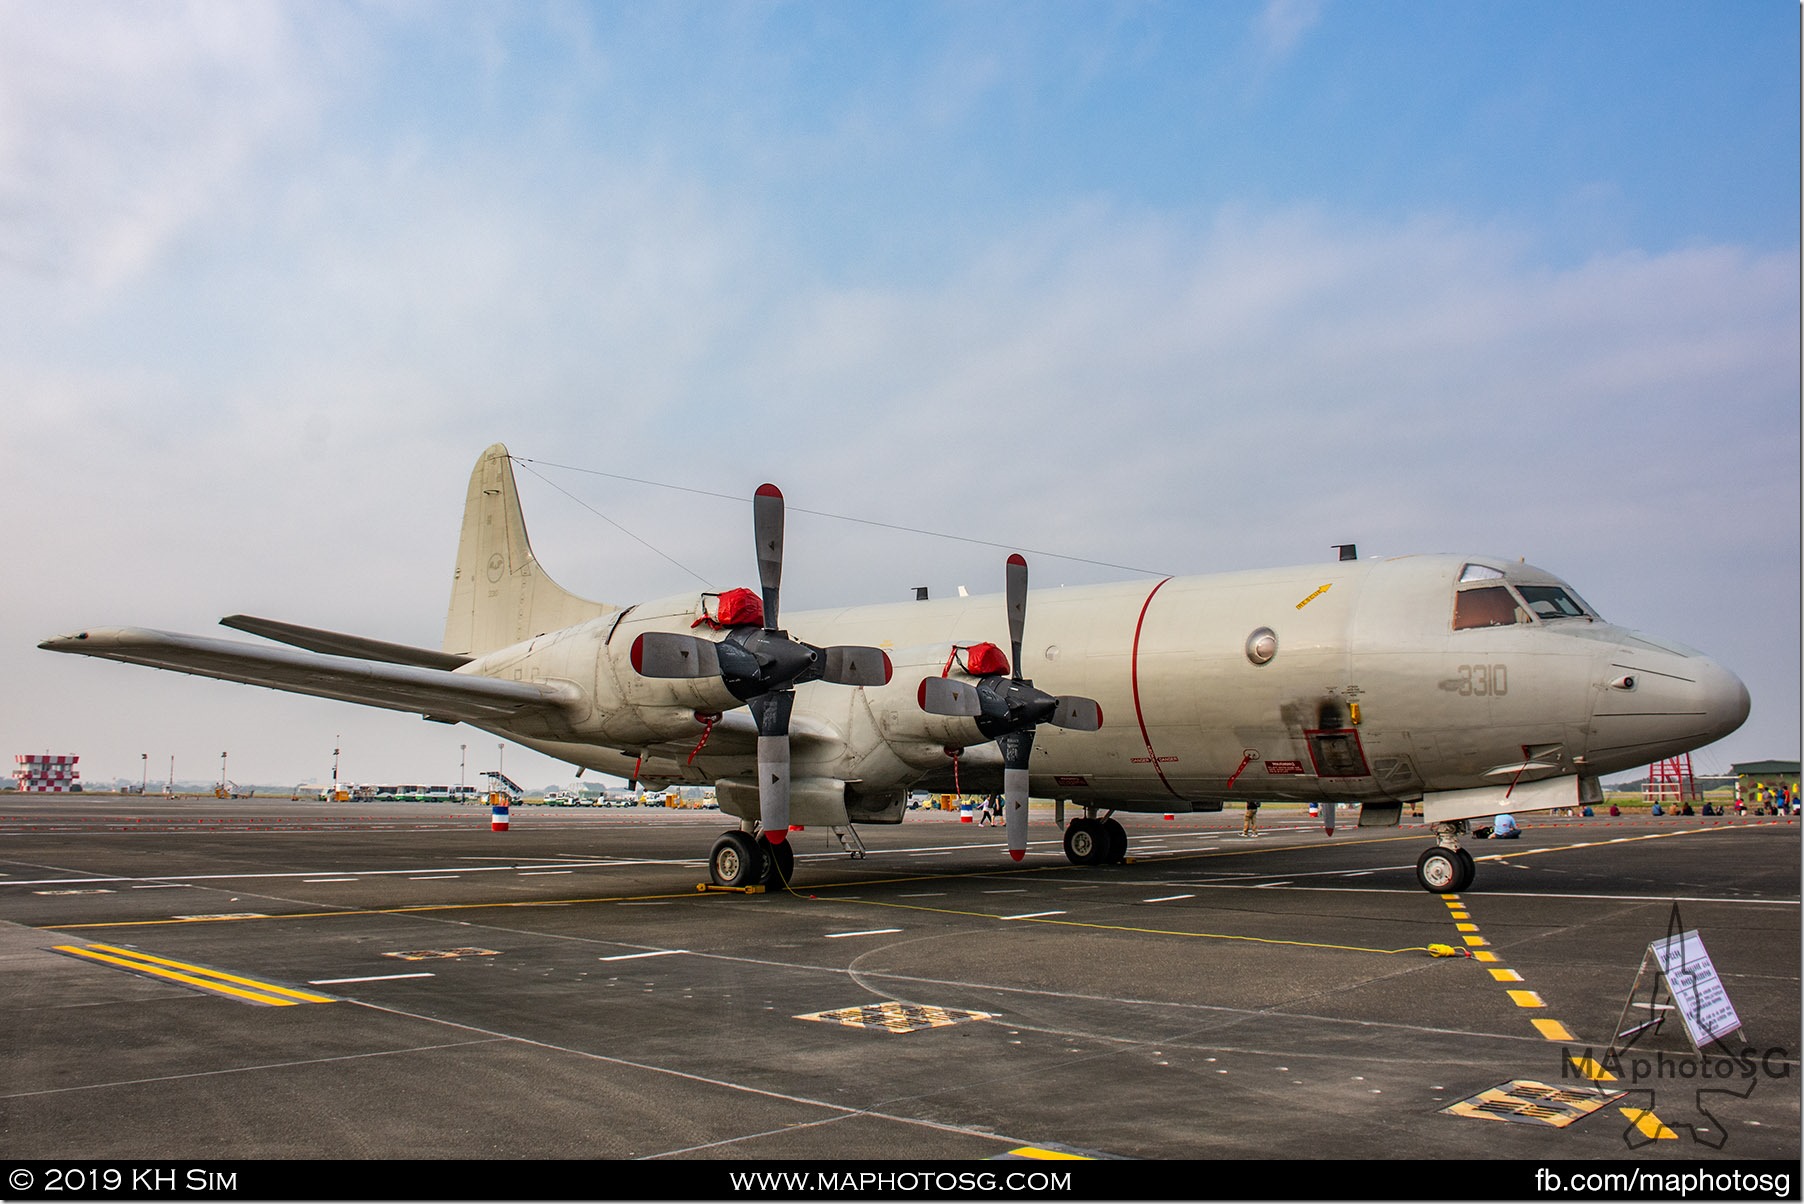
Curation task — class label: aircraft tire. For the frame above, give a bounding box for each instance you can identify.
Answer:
[1454,848,1476,893]
[1415,847,1463,894]
[759,834,795,887]
[1064,819,1105,866]
[1101,818,1128,864]
[711,831,764,888]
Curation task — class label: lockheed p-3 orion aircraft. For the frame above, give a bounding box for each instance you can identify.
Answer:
[42,444,1749,894]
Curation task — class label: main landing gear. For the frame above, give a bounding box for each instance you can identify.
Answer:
[1062,813,1128,867]
[1414,822,1475,894]
[708,828,794,889]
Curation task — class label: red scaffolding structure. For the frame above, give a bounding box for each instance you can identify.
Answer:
[1644,754,1700,803]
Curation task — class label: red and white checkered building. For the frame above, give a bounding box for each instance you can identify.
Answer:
[14,754,80,792]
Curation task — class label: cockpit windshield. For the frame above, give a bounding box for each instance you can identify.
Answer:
[1451,564,1601,630]
[1515,584,1595,621]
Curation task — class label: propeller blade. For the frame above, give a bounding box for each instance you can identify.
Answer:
[998,728,1033,862]
[1047,696,1104,731]
[819,645,893,687]
[918,674,984,716]
[630,632,722,679]
[754,483,784,630]
[1005,553,1027,679]
[750,690,793,844]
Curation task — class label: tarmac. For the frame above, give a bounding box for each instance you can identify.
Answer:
[2,796,1798,1168]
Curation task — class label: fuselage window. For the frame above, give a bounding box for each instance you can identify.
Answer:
[1458,563,1506,583]
[1453,585,1528,630]
[1515,584,1594,621]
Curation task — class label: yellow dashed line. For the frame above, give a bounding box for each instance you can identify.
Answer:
[1620,1107,1677,1140]
[1462,935,1489,947]
[1007,1147,1091,1160]
[1567,1052,1614,1080]
[1533,1019,1575,1042]
[1455,923,1479,932]
[1506,990,1546,1008]
[1471,950,1499,962]
[1489,969,1524,982]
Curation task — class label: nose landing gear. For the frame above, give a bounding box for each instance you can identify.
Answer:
[1415,822,1474,893]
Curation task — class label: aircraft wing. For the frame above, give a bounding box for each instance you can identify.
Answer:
[39,627,576,723]
[220,615,471,670]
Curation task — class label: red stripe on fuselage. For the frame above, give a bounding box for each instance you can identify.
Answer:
[1129,577,1182,799]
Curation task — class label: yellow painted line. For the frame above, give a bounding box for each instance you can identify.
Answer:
[56,946,306,1007]
[1462,935,1489,947]
[1471,950,1498,962]
[83,943,336,1003]
[1568,1053,1614,1079]
[1455,922,1479,932]
[1619,1107,1676,1140]
[1449,911,1470,919]
[1440,894,1461,902]
[1488,968,1523,982]
[1007,1147,1092,1160]
[1533,1019,1575,1041]
[1506,989,1546,1008]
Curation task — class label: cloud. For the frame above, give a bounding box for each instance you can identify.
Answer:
[1254,0,1325,61]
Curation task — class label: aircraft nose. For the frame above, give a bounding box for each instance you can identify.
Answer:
[1590,636,1750,769]
[1696,655,1752,744]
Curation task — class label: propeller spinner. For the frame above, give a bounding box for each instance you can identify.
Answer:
[630,484,892,849]
[919,554,1102,861]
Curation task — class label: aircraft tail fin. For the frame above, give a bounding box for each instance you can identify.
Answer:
[444,445,617,657]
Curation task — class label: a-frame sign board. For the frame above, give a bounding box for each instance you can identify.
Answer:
[1613,909,1743,1056]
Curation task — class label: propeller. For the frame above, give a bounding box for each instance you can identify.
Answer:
[630,483,892,845]
[919,553,1102,861]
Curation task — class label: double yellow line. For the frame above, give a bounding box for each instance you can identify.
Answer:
[55,943,335,1007]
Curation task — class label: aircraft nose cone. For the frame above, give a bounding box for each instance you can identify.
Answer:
[1697,656,1752,744]
[1590,637,1750,771]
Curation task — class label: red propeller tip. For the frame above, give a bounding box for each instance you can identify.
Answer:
[1009,849,1025,862]
[756,483,783,499]
[1006,553,1026,567]
[765,828,787,844]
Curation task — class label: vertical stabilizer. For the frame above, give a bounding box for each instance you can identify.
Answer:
[443,445,616,657]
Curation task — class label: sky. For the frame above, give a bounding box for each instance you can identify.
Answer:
[3,1,1797,791]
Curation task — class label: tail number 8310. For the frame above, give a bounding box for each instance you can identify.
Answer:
[1456,663,1508,697]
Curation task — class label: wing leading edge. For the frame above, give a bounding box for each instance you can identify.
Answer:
[40,627,575,724]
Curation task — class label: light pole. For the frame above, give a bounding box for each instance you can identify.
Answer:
[140,753,147,794]
[460,744,467,792]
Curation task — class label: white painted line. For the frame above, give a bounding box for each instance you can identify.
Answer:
[131,884,190,890]
[1253,881,1294,888]
[519,870,573,876]
[982,889,1027,894]
[897,892,945,898]
[1001,911,1066,920]
[599,949,689,962]
[409,875,459,880]
[304,878,359,883]
[1144,894,1195,902]
[824,928,904,939]
[309,973,435,984]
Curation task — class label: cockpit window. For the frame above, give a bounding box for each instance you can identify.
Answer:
[1458,563,1506,583]
[1516,584,1594,621]
[1453,585,1528,630]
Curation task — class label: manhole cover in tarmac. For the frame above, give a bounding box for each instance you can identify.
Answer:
[1443,1080,1622,1127]
[797,1002,995,1034]
[383,947,501,961]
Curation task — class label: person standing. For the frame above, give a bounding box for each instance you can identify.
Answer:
[1242,799,1261,837]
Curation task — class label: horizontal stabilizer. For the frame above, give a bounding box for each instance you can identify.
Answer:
[41,627,574,724]
[221,615,471,670]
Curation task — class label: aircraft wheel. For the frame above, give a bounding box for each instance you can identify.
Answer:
[711,831,763,888]
[759,834,795,887]
[1454,848,1476,893]
[1415,847,1462,894]
[1064,819,1105,866]
[1101,818,1128,864]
